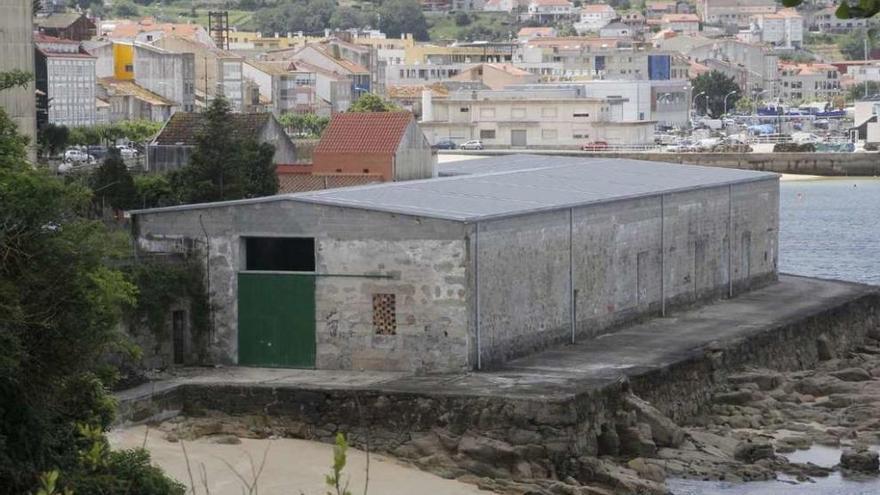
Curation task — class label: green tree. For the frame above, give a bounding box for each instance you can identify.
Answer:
[0,74,180,493]
[134,174,175,209]
[348,93,399,112]
[92,149,137,212]
[379,0,429,40]
[278,113,330,137]
[38,123,69,157]
[170,96,278,203]
[329,6,374,30]
[839,30,877,60]
[0,70,32,91]
[691,70,742,117]
[113,0,139,17]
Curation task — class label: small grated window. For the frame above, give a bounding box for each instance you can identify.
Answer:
[373,293,396,335]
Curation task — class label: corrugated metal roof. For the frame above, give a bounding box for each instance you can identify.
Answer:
[133,155,777,222]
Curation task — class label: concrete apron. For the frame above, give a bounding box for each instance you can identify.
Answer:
[115,275,880,483]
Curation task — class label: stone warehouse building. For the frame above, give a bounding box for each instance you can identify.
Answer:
[131,155,779,372]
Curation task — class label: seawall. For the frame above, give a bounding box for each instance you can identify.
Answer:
[116,276,880,486]
[440,150,880,176]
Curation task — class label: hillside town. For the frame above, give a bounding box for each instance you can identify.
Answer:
[3,1,880,495]
[2,0,879,166]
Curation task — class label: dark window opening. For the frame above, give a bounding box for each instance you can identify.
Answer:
[373,293,397,335]
[245,237,315,272]
[172,310,186,365]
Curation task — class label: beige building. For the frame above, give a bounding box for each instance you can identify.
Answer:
[420,87,654,147]
[696,0,775,27]
[0,0,36,157]
[450,63,539,89]
[779,63,841,103]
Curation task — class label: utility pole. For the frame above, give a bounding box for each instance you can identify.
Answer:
[865,36,869,99]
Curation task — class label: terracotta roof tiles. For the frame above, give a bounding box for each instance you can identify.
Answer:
[153,112,272,146]
[315,112,414,154]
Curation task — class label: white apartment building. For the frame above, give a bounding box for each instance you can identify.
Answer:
[35,36,96,127]
[132,43,196,112]
[575,4,617,33]
[153,36,244,111]
[779,63,841,103]
[697,0,775,27]
[242,60,318,116]
[526,0,576,22]
[421,87,654,147]
[747,9,803,48]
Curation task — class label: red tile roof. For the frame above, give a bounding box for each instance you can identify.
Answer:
[315,112,414,154]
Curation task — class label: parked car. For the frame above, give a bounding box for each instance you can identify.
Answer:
[459,140,484,150]
[432,138,457,150]
[115,144,139,158]
[64,148,92,163]
[581,140,609,151]
[87,145,108,160]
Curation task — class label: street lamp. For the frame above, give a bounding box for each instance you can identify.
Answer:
[723,90,738,116]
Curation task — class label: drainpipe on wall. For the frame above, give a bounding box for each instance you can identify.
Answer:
[728,184,734,298]
[474,222,482,371]
[569,207,575,344]
[660,194,666,317]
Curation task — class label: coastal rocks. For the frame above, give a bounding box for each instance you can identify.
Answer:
[830,367,873,382]
[728,371,783,391]
[733,440,775,463]
[623,394,685,448]
[840,448,879,473]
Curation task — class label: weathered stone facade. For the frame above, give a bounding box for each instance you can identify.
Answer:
[132,158,778,373]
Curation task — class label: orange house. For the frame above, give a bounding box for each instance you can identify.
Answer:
[312,112,435,182]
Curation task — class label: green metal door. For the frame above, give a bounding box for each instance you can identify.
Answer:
[237,272,315,368]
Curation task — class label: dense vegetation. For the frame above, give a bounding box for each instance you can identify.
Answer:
[169,95,278,203]
[0,72,183,494]
[691,71,742,118]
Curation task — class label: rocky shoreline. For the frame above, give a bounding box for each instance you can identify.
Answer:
[137,327,880,495]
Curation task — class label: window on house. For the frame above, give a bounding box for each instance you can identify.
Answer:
[460,107,469,112]
[373,293,396,335]
[573,112,590,117]
[480,129,496,139]
[245,237,315,272]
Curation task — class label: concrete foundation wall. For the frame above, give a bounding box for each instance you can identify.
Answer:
[472,178,779,368]
[134,200,467,370]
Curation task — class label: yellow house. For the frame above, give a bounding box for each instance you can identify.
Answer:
[112,42,134,80]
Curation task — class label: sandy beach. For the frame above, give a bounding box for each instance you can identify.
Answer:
[108,425,489,495]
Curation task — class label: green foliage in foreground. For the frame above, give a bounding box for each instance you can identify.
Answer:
[0,72,181,493]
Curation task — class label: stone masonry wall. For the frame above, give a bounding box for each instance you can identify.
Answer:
[134,200,466,368]
[315,238,469,373]
[472,179,779,368]
[117,287,880,487]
